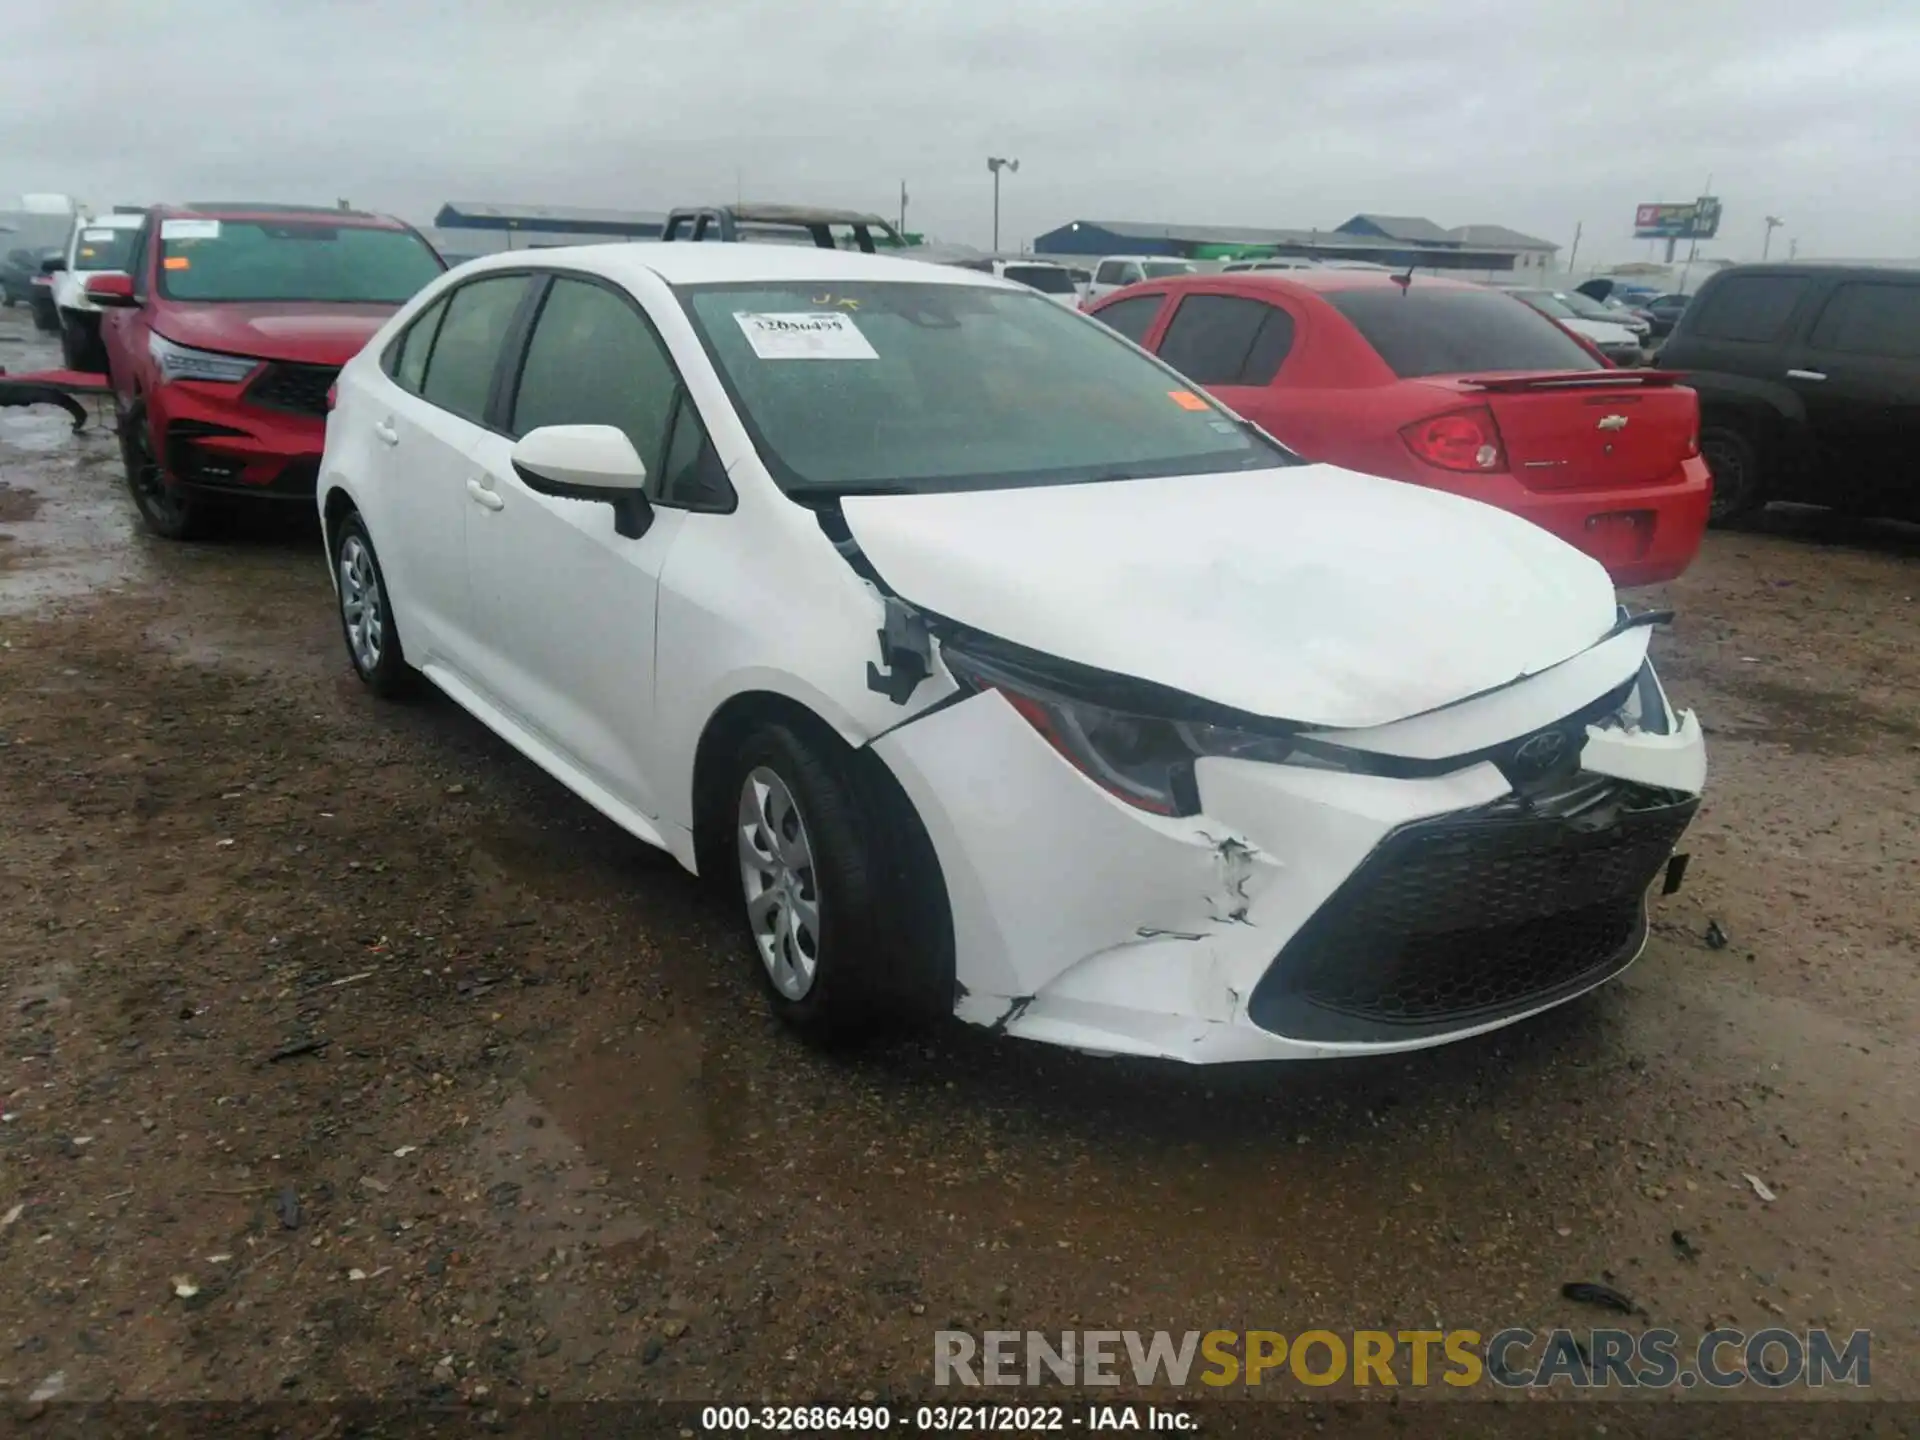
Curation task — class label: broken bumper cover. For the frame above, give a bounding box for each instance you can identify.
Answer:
[870,645,1705,1064]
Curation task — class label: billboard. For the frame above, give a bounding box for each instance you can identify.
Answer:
[1635,198,1722,240]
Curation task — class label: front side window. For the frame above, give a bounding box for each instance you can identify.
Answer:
[679,280,1293,495]
[1157,295,1296,386]
[511,277,680,473]
[418,275,529,424]
[1807,282,1920,360]
[157,220,445,304]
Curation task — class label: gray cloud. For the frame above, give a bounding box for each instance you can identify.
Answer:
[2,0,1915,263]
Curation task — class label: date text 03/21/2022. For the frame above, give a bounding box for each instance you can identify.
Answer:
[699,1404,1195,1431]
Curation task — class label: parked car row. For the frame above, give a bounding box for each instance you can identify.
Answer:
[1,245,62,332]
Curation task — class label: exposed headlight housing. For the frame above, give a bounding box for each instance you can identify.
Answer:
[148,332,260,385]
[943,645,1323,817]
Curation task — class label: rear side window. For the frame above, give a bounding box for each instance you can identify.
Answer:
[1001,264,1076,296]
[389,295,449,396]
[1093,295,1162,345]
[510,276,680,472]
[1807,282,1920,360]
[1685,275,1810,343]
[1326,287,1599,378]
[1095,261,1127,285]
[1157,295,1296,385]
[419,275,529,424]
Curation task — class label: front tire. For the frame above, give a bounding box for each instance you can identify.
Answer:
[119,401,205,540]
[1701,423,1765,526]
[332,511,412,697]
[728,723,950,1044]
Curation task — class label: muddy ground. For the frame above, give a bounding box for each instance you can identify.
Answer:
[0,306,1916,1418]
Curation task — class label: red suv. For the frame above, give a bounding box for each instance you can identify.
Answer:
[87,204,445,538]
[1087,272,1712,586]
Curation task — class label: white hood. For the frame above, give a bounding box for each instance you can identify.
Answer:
[840,465,1619,730]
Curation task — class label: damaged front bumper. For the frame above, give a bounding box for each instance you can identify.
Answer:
[870,625,1705,1063]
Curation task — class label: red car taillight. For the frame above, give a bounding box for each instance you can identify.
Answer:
[1400,405,1508,473]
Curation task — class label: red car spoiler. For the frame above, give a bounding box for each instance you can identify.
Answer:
[1459,370,1686,393]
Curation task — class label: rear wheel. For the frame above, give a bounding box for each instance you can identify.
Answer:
[726,721,951,1044]
[1700,423,1765,526]
[119,401,204,540]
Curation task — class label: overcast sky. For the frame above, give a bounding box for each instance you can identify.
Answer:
[3,0,1916,265]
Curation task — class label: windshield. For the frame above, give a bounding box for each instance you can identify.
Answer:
[1143,262,1196,278]
[678,280,1293,495]
[158,220,445,303]
[72,225,140,272]
[1001,264,1076,295]
[1514,289,1579,320]
[1327,286,1601,377]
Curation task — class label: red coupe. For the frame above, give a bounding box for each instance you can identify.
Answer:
[1087,271,1710,586]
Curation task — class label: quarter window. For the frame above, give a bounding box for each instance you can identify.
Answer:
[1093,295,1163,345]
[389,295,449,396]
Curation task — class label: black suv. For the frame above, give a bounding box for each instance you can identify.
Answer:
[1659,264,1920,524]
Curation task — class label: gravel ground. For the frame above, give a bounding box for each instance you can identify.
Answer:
[1,306,1916,1422]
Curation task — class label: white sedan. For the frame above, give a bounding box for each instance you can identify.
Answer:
[317,243,1706,1063]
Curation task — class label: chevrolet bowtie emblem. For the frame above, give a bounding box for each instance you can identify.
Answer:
[1597,414,1629,431]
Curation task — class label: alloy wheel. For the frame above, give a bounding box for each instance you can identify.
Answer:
[737,767,821,1001]
[1700,433,1751,523]
[338,535,384,674]
[128,422,186,529]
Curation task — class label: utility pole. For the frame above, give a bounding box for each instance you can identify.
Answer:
[1789,238,1799,260]
[987,156,1018,253]
[899,180,908,236]
[1762,215,1783,261]
[1566,221,1582,275]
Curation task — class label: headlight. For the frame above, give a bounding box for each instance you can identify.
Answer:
[944,646,1311,816]
[148,332,260,385]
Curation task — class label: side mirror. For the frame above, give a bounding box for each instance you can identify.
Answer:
[84,272,137,307]
[510,424,653,539]
[40,256,67,274]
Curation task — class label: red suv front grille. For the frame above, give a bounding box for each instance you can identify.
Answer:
[245,362,340,417]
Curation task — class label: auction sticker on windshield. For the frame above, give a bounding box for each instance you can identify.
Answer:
[734,311,878,361]
[160,219,221,241]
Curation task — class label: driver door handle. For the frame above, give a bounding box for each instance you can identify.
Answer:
[373,420,400,445]
[466,478,505,511]
[1786,369,1827,382]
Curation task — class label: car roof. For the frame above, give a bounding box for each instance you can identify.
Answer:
[452,240,1016,292]
[1147,269,1486,295]
[152,202,411,230]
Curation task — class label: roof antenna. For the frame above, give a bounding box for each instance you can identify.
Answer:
[1393,260,1416,289]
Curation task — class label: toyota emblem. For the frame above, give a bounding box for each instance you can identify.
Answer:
[1511,729,1570,776]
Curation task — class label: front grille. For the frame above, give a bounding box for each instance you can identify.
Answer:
[245,362,337,416]
[1247,780,1697,1044]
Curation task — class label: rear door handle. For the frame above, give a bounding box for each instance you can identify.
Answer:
[466,478,505,511]
[1786,369,1827,382]
[373,420,400,445]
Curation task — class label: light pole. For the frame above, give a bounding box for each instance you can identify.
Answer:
[1763,215,1784,261]
[987,156,1019,253]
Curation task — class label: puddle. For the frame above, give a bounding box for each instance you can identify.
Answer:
[1711,673,1920,756]
[0,328,148,616]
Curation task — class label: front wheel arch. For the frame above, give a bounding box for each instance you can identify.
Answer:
[693,691,956,1029]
